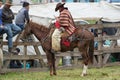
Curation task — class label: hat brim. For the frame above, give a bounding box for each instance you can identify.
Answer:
[55,3,65,12]
[5,3,13,6]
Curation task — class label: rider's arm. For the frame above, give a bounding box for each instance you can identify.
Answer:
[24,10,30,23]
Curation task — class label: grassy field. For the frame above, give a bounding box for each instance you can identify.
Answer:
[0,66,120,80]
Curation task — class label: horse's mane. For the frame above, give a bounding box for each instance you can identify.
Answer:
[29,21,50,32]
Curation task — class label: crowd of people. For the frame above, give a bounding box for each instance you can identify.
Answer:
[0,0,30,53]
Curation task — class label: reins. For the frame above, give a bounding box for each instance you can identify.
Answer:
[41,27,54,44]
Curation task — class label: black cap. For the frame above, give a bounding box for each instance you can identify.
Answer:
[23,2,29,7]
[16,48,20,53]
[12,48,20,55]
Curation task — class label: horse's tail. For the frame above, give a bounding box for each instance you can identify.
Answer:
[88,39,94,64]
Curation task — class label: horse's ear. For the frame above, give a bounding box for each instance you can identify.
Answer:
[30,19,32,22]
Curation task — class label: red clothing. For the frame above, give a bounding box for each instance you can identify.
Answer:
[55,21,60,29]
[62,39,70,47]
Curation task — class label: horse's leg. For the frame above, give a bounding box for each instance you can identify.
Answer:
[81,40,94,76]
[81,64,88,77]
[52,53,57,75]
[46,52,54,76]
[81,50,89,77]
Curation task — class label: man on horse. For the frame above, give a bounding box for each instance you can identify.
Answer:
[52,2,76,52]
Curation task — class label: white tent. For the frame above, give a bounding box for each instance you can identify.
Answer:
[11,1,120,26]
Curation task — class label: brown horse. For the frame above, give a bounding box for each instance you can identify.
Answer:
[23,21,94,76]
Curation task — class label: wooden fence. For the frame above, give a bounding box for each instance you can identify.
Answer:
[0,22,120,73]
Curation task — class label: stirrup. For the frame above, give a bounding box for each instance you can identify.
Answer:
[68,34,75,42]
[51,49,57,53]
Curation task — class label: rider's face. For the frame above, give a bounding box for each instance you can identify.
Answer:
[0,2,2,7]
[59,7,62,12]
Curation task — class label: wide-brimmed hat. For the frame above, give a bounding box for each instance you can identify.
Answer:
[55,2,65,12]
[5,0,12,6]
[0,1,2,4]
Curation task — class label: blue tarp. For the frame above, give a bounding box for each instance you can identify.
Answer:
[66,0,74,2]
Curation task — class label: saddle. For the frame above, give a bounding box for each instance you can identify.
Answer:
[50,27,76,47]
[61,31,76,47]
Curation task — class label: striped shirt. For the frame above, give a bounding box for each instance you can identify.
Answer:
[59,8,76,35]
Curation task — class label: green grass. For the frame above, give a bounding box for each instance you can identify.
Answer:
[0,66,120,80]
[87,20,97,24]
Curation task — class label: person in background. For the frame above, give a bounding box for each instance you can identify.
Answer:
[2,0,21,52]
[0,1,8,35]
[15,2,33,42]
[0,1,4,33]
[102,31,111,47]
[0,1,2,26]
[15,1,30,31]
[9,48,22,68]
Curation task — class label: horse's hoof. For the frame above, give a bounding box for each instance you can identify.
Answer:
[50,74,53,76]
[81,73,87,77]
[50,73,53,76]
[53,73,57,75]
[50,73,57,76]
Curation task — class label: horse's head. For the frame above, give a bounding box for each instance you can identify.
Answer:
[23,21,32,38]
[22,21,52,41]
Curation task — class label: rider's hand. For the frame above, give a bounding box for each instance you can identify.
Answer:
[0,25,4,28]
[59,27,65,32]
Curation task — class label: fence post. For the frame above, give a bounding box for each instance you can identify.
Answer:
[0,35,3,70]
[97,22,103,67]
[0,48,3,71]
